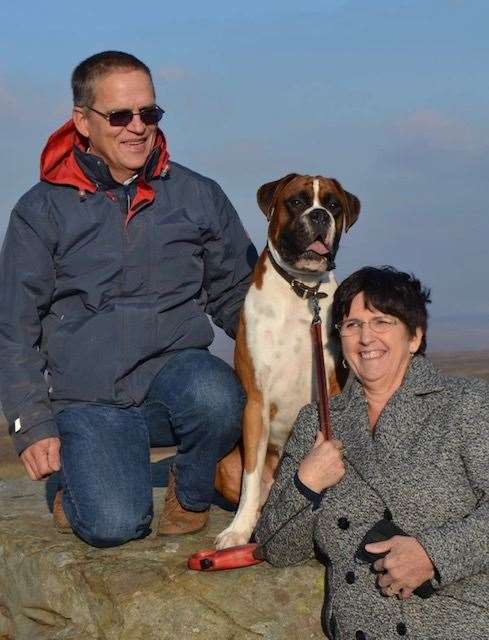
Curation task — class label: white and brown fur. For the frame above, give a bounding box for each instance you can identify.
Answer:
[215,174,360,549]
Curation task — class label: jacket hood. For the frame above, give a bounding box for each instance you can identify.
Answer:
[40,120,170,223]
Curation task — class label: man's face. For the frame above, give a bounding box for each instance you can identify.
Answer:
[73,69,158,183]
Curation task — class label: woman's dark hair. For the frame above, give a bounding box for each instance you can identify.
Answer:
[72,51,153,107]
[331,266,431,355]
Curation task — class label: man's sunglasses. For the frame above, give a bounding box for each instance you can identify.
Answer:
[82,105,165,127]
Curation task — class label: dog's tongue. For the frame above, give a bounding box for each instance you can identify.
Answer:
[306,240,330,255]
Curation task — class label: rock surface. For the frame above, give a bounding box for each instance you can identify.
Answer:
[0,478,325,640]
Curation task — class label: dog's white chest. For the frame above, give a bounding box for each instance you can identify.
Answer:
[244,264,337,449]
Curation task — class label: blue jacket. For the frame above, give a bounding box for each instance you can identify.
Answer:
[0,121,257,454]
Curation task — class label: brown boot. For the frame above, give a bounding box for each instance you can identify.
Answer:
[53,489,72,533]
[158,469,209,536]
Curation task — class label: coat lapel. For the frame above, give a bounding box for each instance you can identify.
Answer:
[373,357,446,467]
[331,357,446,498]
[332,375,382,487]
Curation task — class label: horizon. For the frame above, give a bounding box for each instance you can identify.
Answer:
[209,313,489,366]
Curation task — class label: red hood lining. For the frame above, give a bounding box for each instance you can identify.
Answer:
[40,120,170,221]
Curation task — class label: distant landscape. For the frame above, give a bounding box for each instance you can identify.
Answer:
[428,315,489,352]
[429,350,489,382]
[208,316,489,374]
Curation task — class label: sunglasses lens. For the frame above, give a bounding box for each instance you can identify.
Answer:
[107,106,164,127]
[140,107,164,125]
[108,110,133,127]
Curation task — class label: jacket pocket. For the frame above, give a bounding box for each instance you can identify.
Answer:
[150,243,205,303]
[46,306,118,403]
[44,311,67,375]
[156,299,214,352]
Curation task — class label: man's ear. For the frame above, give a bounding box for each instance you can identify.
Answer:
[257,173,299,220]
[331,178,361,232]
[72,108,90,139]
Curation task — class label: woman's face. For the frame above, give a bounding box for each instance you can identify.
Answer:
[340,292,423,391]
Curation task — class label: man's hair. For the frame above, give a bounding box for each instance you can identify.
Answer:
[72,51,154,107]
[331,265,431,355]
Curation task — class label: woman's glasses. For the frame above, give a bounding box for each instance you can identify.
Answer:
[335,317,399,336]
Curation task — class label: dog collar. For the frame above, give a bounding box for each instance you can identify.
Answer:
[266,246,329,300]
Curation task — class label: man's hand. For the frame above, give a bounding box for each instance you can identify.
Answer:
[366,535,435,600]
[20,437,61,480]
[298,432,345,492]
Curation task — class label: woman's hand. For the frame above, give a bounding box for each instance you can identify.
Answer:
[297,432,346,492]
[366,535,435,599]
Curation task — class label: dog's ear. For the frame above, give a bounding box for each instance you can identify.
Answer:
[332,179,361,232]
[257,173,299,220]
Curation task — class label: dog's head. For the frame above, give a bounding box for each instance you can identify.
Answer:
[257,173,360,273]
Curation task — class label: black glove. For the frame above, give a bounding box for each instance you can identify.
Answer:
[355,518,435,599]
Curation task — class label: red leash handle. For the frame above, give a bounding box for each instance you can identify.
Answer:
[188,543,263,571]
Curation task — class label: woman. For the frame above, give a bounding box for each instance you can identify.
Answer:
[254,266,489,640]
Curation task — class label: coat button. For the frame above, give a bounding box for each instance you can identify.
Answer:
[384,508,393,521]
[337,516,350,530]
[355,631,366,640]
[345,571,356,584]
[396,622,407,636]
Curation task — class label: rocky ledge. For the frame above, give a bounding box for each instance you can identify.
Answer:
[0,478,325,640]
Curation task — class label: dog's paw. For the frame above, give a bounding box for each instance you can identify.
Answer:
[215,528,251,549]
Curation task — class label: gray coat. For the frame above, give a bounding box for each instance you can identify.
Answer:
[255,356,489,640]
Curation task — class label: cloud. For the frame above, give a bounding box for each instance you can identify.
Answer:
[154,66,191,83]
[394,109,479,152]
[376,109,489,180]
[0,80,21,117]
[0,75,70,125]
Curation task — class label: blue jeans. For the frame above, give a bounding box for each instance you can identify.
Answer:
[56,349,244,548]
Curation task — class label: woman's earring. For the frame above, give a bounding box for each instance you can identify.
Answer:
[342,358,348,369]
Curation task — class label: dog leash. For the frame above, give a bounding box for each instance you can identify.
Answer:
[310,295,332,440]
[187,293,331,571]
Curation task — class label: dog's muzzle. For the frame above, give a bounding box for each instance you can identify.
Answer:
[307,208,331,227]
[302,208,336,271]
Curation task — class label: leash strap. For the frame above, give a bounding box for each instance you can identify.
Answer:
[311,295,332,440]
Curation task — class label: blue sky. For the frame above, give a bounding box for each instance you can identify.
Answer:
[0,0,488,350]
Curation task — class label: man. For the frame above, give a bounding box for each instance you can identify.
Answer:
[0,51,257,547]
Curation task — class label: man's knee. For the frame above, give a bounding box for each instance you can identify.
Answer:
[70,501,152,548]
[183,352,245,419]
[150,349,245,441]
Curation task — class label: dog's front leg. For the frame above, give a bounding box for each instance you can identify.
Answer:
[215,392,269,549]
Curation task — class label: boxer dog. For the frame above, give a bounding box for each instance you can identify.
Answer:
[215,174,360,549]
